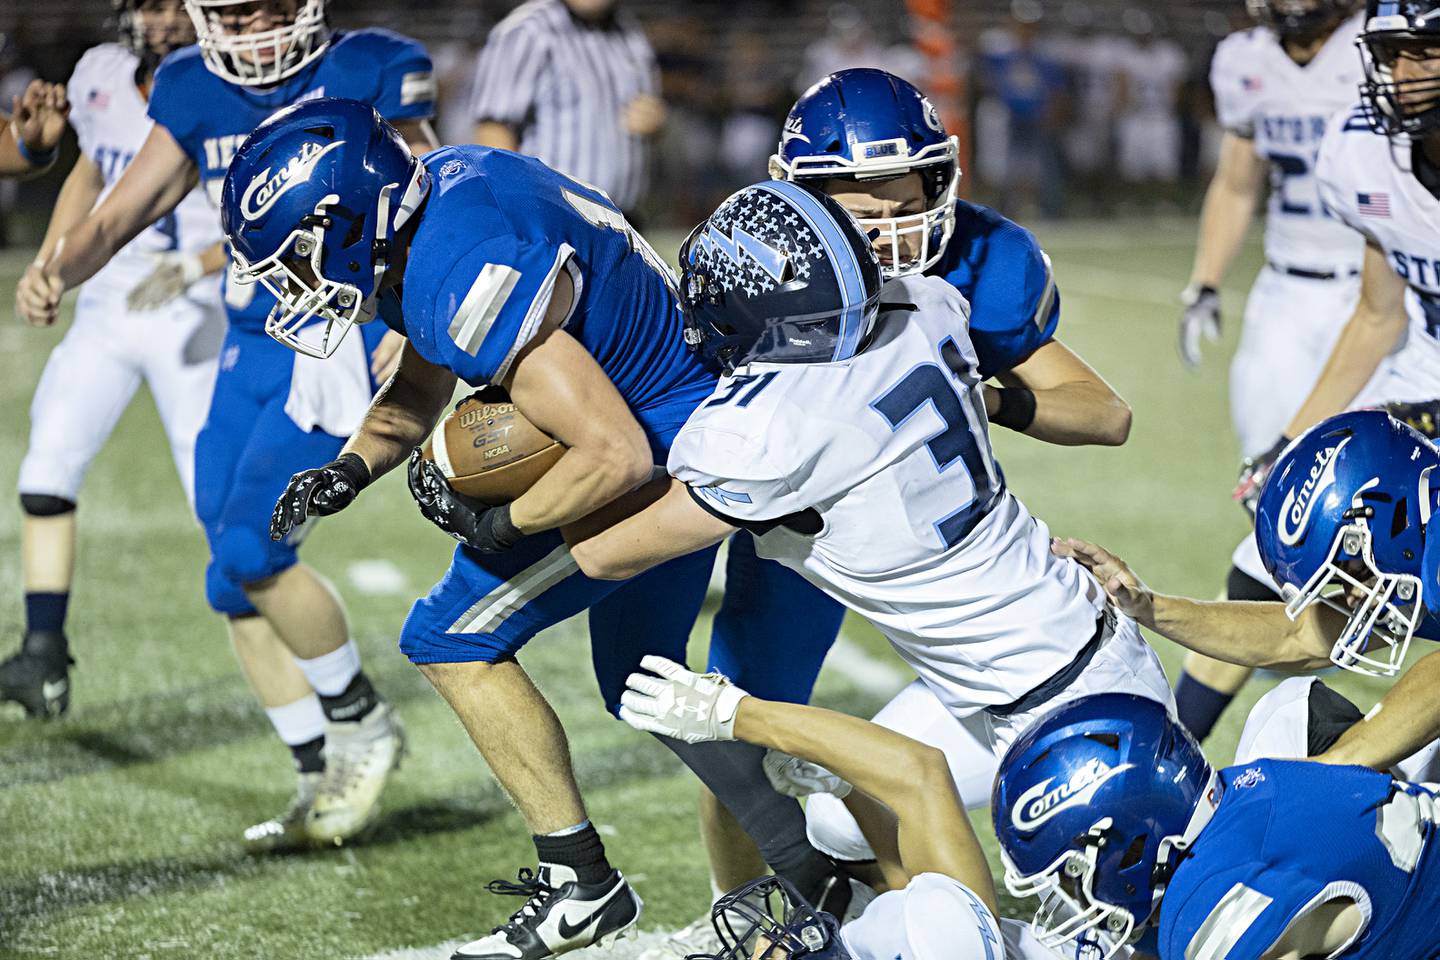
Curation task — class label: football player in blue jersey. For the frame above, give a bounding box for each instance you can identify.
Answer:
[994,692,1440,960]
[651,67,1138,930]
[14,0,439,852]
[223,98,858,960]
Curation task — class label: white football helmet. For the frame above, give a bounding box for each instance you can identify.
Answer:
[184,0,330,87]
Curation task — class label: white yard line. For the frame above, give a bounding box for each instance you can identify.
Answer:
[347,559,411,596]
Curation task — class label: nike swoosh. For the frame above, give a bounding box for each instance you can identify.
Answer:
[554,885,624,941]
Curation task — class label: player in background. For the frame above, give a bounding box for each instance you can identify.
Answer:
[1054,409,1440,781]
[13,0,438,852]
[1173,0,1366,745]
[995,693,1440,960]
[229,100,864,960]
[654,68,1134,927]
[1,0,226,719]
[0,78,68,178]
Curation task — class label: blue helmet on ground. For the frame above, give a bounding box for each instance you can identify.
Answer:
[221,96,429,359]
[1255,409,1440,676]
[769,68,960,279]
[993,694,1218,960]
[678,180,882,373]
[699,876,850,960]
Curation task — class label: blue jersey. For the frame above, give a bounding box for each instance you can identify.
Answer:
[929,200,1058,379]
[387,145,715,453]
[148,29,434,330]
[1159,759,1440,960]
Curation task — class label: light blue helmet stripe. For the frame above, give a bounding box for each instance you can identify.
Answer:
[754,180,868,362]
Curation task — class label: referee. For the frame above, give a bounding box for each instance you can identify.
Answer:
[470,0,664,221]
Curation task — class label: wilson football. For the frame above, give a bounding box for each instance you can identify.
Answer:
[422,387,564,505]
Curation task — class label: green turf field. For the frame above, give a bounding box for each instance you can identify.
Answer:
[0,226,1407,959]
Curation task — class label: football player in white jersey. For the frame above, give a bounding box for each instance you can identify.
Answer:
[562,182,1173,864]
[0,0,227,718]
[1173,0,1370,746]
[0,79,69,178]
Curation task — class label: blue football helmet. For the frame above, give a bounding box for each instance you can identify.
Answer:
[678,180,882,373]
[697,876,850,960]
[1255,409,1440,677]
[222,97,429,358]
[770,69,960,280]
[993,694,1219,960]
[1359,0,1440,138]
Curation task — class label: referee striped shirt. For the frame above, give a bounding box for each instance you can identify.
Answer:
[470,0,659,212]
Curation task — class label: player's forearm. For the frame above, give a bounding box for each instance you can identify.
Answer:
[0,127,50,179]
[342,351,456,478]
[37,160,103,262]
[1318,649,1440,770]
[1188,141,1260,286]
[1283,302,1405,438]
[197,241,228,276]
[989,379,1131,446]
[1149,595,1331,670]
[48,211,145,289]
[509,441,653,534]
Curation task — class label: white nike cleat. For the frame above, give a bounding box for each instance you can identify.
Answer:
[452,865,642,960]
[637,910,720,960]
[244,771,323,854]
[306,700,405,846]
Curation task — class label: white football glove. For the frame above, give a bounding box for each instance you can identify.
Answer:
[1177,283,1221,370]
[762,749,852,799]
[127,251,206,311]
[619,655,749,744]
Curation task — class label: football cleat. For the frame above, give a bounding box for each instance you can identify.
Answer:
[0,631,73,719]
[453,865,642,960]
[243,770,322,854]
[307,700,406,846]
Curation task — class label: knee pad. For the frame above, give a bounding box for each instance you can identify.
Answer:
[804,792,875,863]
[20,493,77,517]
[205,560,258,616]
[214,525,295,587]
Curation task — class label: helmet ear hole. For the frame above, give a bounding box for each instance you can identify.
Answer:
[1392,499,1410,538]
[1118,834,1148,871]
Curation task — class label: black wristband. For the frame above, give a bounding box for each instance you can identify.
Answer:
[333,452,372,492]
[991,386,1037,433]
[481,502,524,550]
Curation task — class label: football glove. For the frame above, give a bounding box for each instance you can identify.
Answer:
[1178,284,1221,370]
[126,251,206,311]
[270,453,371,541]
[619,655,749,744]
[762,749,852,799]
[406,448,524,553]
[1384,399,1440,439]
[1234,435,1290,520]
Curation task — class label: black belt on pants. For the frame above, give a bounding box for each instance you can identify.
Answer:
[1267,260,1360,282]
[987,606,1117,719]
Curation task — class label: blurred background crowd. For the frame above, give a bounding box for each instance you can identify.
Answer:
[0,0,1255,244]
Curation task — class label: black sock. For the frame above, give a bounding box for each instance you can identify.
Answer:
[290,735,326,774]
[24,591,69,638]
[533,823,612,885]
[318,671,379,723]
[1174,672,1234,742]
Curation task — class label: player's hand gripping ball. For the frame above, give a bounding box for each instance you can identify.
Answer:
[419,387,564,504]
[407,449,525,553]
[270,453,371,541]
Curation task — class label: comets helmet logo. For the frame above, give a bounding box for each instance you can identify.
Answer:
[240,139,346,221]
[1276,436,1351,546]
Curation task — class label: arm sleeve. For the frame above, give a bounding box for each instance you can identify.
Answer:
[370,34,436,121]
[428,233,577,386]
[1209,33,1258,138]
[966,219,1060,378]
[146,53,203,161]
[470,20,549,127]
[1162,866,1349,960]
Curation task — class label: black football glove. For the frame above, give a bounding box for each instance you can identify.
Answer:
[1234,435,1290,520]
[1178,284,1221,370]
[270,453,371,541]
[1384,399,1440,439]
[406,448,525,553]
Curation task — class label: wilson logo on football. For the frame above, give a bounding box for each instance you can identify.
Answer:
[1277,435,1352,546]
[240,139,346,221]
[1010,758,1134,832]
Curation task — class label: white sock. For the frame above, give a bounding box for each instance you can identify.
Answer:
[544,819,592,838]
[295,640,362,697]
[264,694,327,746]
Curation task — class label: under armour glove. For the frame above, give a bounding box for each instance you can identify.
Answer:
[406,448,524,553]
[1385,399,1440,439]
[1178,283,1221,370]
[619,655,750,744]
[1234,435,1290,520]
[270,453,371,541]
[762,749,852,799]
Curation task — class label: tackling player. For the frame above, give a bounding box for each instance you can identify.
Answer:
[0,79,69,178]
[994,693,1440,960]
[13,0,438,852]
[1172,0,1367,746]
[2,0,225,720]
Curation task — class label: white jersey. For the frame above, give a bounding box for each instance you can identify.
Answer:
[1210,17,1366,272]
[1317,105,1440,398]
[670,275,1105,717]
[66,44,222,295]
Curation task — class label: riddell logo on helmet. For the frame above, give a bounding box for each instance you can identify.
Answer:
[240,139,346,221]
[1011,758,1134,832]
[1276,436,1351,546]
